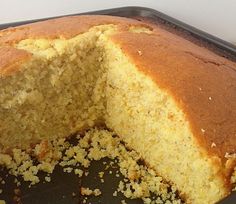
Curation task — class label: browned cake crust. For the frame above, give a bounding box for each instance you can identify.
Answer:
[0,46,31,76]
[0,15,150,45]
[0,14,236,182]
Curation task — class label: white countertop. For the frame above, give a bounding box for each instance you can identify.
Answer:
[1,0,236,43]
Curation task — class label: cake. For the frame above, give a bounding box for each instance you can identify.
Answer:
[0,15,235,204]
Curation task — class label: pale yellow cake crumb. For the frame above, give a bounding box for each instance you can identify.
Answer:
[98,171,104,178]
[45,176,51,182]
[94,188,102,196]
[81,187,101,196]
[113,190,118,196]
[74,169,83,177]
[121,200,127,204]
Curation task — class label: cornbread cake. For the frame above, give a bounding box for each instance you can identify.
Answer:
[0,15,235,204]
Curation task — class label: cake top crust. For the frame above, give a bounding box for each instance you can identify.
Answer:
[0,46,31,76]
[0,15,149,45]
[0,15,235,164]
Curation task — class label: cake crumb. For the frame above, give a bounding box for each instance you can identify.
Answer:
[75,169,83,177]
[113,190,118,196]
[201,128,205,133]
[81,187,91,196]
[94,188,102,196]
[81,187,101,196]
[137,50,142,56]
[225,152,236,159]
[63,167,73,173]
[98,171,104,178]
[45,176,51,182]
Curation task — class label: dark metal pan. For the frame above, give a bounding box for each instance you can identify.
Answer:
[0,6,235,204]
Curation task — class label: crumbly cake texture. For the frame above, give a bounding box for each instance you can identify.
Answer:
[0,128,182,204]
[0,15,235,204]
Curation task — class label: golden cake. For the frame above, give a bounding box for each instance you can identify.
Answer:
[0,15,235,204]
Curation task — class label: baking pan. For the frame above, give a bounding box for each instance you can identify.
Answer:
[0,6,235,204]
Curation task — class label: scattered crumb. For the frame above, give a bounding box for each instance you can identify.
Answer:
[74,169,83,177]
[98,171,104,178]
[0,128,182,203]
[113,190,118,197]
[137,50,142,56]
[201,128,205,133]
[16,181,21,187]
[82,197,87,203]
[81,187,101,196]
[121,199,127,204]
[225,152,236,159]
[45,176,51,182]
[94,188,102,196]
[63,167,73,173]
